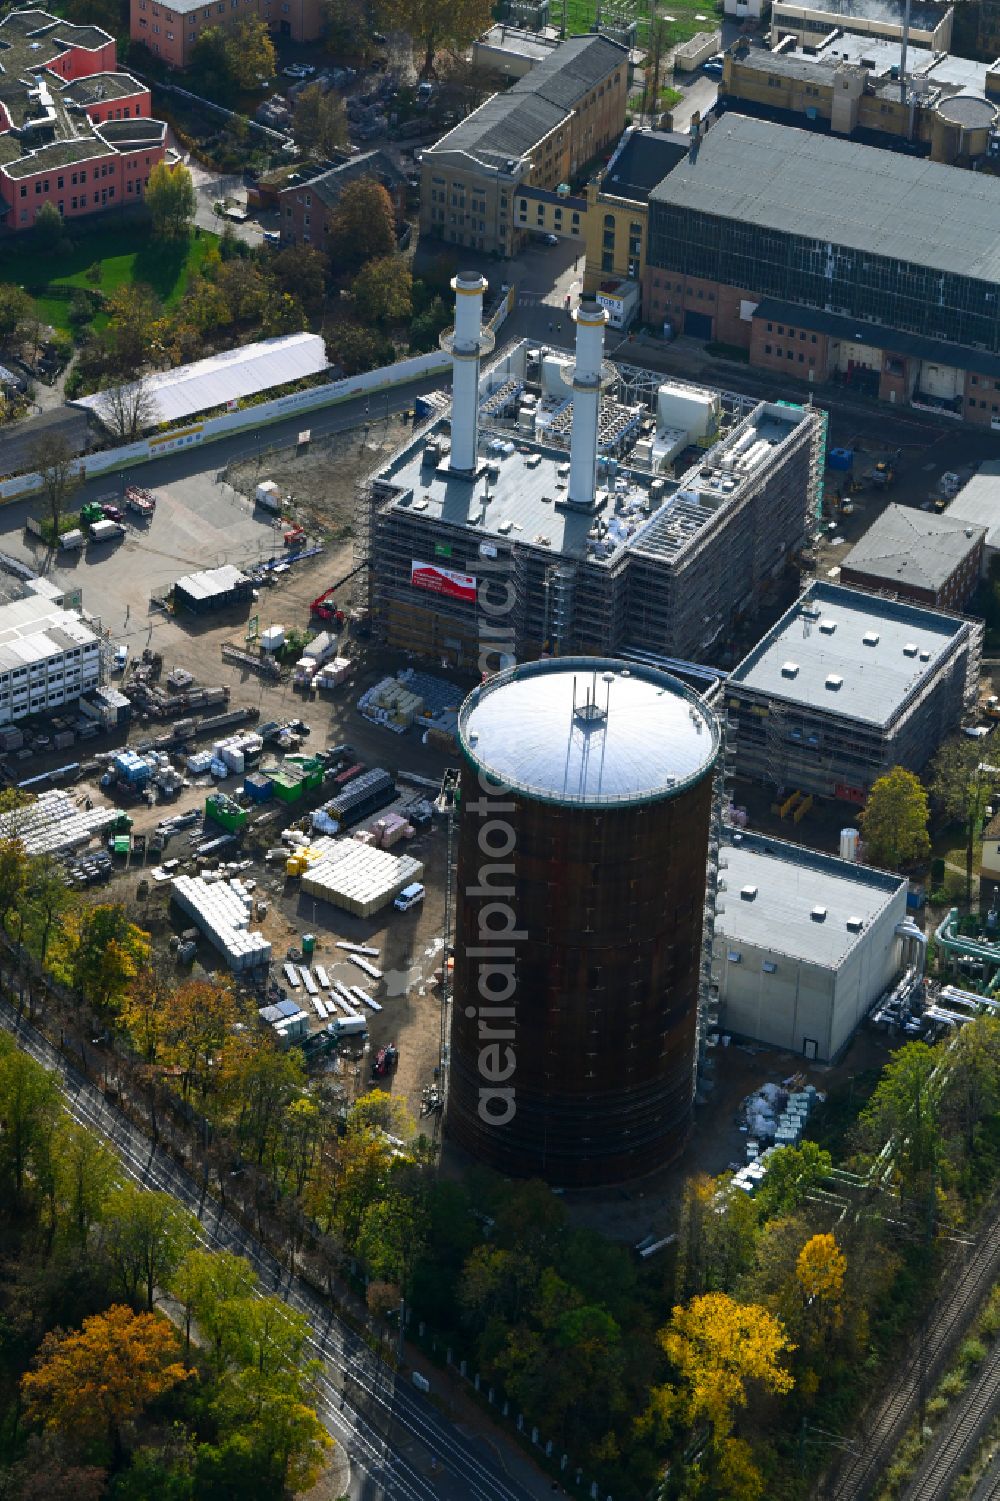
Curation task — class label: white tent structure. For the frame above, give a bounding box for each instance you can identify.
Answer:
[72,332,329,431]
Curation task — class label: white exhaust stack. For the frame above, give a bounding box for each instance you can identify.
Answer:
[442,272,494,475]
[568,299,609,509]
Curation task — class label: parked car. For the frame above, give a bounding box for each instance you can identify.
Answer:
[703,53,725,76]
[113,645,128,673]
[262,229,281,245]
[282,63,315,79]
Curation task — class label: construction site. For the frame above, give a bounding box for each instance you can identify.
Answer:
[358,281,829,672]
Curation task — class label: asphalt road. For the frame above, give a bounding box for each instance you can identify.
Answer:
[0,995,550,1501]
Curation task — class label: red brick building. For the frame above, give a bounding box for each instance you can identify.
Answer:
[0,9,166,233]
[129,0,322,70]
[278,150,407,249]
[839,504,985,611]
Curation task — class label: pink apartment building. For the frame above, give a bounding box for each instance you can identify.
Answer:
[0,8,167,233]
[129,0,322,71]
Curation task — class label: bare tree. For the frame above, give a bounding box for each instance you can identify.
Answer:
[99,375,158,444]
[30,431,81,542]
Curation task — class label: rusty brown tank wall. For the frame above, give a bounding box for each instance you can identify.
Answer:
[447,763,714,1187]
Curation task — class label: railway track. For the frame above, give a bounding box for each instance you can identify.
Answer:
[972,1447,1000,1501]
[0,995,537,1501]
[825,1203,1000,1501]
[901,1338,1000,1501]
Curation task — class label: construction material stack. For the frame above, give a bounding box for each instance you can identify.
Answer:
[171,874,271,972]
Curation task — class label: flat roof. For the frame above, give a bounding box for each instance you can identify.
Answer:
[945,461,1000,548]
[814,32,991,91]
[382,426,660,561]
[772,0,950,27]
[0,591,97,674]
[599,125,689,203]
[175,564,250,599]
[72,332,328,429]
[650,114,1000,281]
[458,656,719,806]
[841,503,984,591]
[476,24,559,61]
[729,580,968,727]
[716,827,905,968]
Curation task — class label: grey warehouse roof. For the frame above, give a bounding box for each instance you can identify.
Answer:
[458,656,719,807]
[650,114,1000,281]
[716,828,906,969]
[600,126,689,202]
[774,0,950,26]
[842,503,984,591]
[428,33,626,167]
[729,580,968,727]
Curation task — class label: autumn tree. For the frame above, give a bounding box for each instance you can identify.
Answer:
[34,201,64,253]
[352,256,413,326]
[101,1185,198,1310]
[21,1305,190,1461]
[941,1013,1000,1160]
[145,161,195,239]
[754,1141,833,1221]
[211,1365,332,1493]
[930,734,993,903]
[73,904,151,1012]
[326,180,397,278]
[30,431,81,542]
[0,1034,60,1198]
[860,765,930,870]
[53,1119,119,1247]
[292,82,348,160]
[103,283,162,376]
[0,282,33,344]
[171,1246,257,1364]
[796,1232,846,1330]
[858,1039,942,1207]
[644,1292,794,1498]
[159,977,244,1100]
[270,244,328,318]
[380,0,492,76]
[192,16,275,94]
[22,851,70,962]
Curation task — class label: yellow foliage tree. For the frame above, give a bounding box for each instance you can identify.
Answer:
[656,1292,795,1440]
[796,1232,846,1303]
[21,1304,191,1459]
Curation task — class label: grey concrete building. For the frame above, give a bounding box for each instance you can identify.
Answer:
[727,580,980,803]
[714,828,909,1061]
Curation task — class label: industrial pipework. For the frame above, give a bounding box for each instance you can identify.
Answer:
[440,272,495,475]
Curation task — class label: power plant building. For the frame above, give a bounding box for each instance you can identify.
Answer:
[715,828,911,1061]
[727,580,980,803]
[360,279,826,670]
[449,657,720,1186]
[644,114,1000,423]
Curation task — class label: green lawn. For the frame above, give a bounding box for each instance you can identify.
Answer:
[561,0,720,50]
[4,223,217,333]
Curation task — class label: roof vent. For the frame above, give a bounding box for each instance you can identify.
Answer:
[740,884,758,901]
[826,673,843,691]
[863,631,880,646]
[781,660,799,678]
[903,641,918,657]
[846,915,864,932]
[762,960,777,974]
[819,618,837,634]
[919,649,931,662]
[811,905,828,921]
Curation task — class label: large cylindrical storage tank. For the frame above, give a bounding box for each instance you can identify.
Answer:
[449,657,720,1187]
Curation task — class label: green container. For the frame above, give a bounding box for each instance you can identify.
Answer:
[205,794,247,832]
[302,933,316,957]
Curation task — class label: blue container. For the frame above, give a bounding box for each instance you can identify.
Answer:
[244,772,274,803]
[827,447,854,471]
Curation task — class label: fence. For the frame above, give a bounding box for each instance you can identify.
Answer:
[2,284,520,506]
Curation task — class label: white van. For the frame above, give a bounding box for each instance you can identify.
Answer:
[394,883,425,912]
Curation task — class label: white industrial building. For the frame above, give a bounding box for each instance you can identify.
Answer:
[0,580,100,726]
[714,828,913,1061]
[945,459,1000,576]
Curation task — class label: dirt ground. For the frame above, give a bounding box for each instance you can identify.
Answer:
[224,408,416,544]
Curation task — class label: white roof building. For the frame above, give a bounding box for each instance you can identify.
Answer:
[72,332,329,430]
[715,828,910,1061]
[945,460,1000,574]
[0,584,101,726]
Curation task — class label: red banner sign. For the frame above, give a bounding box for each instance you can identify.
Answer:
[410,561,477,603]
